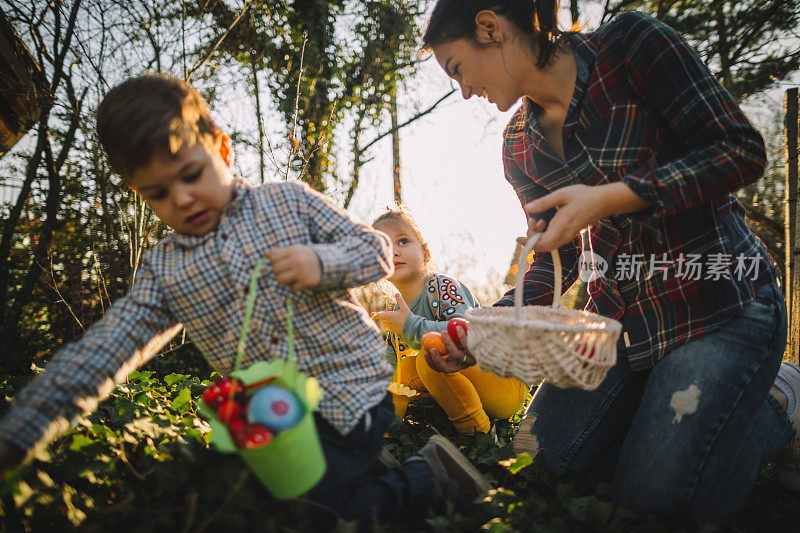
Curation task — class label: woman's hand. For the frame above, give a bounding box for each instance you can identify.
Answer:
[373,293,410,335]
[423,331,476,374]
[521,183,652,252]
[520,184,607,252]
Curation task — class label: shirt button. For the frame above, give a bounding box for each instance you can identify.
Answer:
[221,233,228,240]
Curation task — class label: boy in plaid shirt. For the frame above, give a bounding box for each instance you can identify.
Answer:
[0,74,488,526]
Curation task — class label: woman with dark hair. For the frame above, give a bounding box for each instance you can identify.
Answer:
[421,0,800,527]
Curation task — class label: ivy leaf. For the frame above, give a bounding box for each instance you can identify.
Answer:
[69,435,95,453]
[164,373,190,386]
[171,388,193,414]
[564,496,613,523]
[498,452,533,474]
[127,371,155,382]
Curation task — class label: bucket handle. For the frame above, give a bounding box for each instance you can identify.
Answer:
[234,256,295,373]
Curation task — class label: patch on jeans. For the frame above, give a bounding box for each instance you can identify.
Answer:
[513,415,539,455]
[670,383,701,423]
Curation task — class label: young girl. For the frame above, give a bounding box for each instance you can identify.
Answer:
[372,207,528,436]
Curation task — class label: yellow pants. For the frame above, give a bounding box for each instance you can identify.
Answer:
[391,354,529,435]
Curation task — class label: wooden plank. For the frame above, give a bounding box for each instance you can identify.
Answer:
[0,8,47,156]
[786,87,799,363]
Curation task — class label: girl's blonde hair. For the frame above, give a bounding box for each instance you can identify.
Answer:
[373,206,431,258]
[371,206,432,305]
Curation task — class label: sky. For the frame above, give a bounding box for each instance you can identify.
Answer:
[334,3,604,288]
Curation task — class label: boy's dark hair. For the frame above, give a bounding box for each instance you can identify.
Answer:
[96,74,221,178]
[421,0,565,69]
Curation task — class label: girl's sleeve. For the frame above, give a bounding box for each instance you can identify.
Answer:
[300,182,394,289]
[401,277,476,347]
[616,12,766,227]
[0,259,181,458]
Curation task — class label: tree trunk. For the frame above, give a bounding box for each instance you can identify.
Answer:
[250,53,265,184]
[345,106,368,209]
[785,87,799,363]
[570,0,579,24]
[0,113,50,324]
[293,0,333,192]
[390,76,401,204]
[712,0,736,94]
[3,140,63,373]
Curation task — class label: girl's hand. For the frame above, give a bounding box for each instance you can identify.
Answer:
[373,293,410,335]
[423,331,476,374]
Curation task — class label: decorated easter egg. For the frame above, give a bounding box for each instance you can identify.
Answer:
[247,386,303,432]
[421,331,446,354]
[202,377,246,409]
[232,422,275,450]
[447,318,469,349]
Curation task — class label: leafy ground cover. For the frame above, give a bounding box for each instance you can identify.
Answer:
[0,346,798,532]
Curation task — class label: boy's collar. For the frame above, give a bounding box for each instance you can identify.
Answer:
[223,177,254,213]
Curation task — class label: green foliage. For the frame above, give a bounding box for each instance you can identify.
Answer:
[198,0,425,192]
[2,357,800,530]
[0,348,317,531]
[605,0,800,100]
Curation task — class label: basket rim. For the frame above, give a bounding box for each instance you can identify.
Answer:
[465,306,622,333]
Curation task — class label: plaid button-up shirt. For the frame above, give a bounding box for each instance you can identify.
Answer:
[0,179,394,453]
[496,12,780,370]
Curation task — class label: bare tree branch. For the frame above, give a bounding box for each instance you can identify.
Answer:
[360,89,456,154]
[186,1,252,80]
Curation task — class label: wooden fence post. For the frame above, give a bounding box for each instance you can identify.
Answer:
[786,87,799,363]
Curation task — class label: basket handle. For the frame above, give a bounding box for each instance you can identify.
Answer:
[513,234,562,312]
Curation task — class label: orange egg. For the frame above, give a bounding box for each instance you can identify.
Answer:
[421,332,447,355]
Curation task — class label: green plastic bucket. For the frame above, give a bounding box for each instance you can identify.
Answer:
[197,258,327,499]
[199,360,327,499]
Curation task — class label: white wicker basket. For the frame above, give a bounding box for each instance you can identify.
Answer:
[465,234,621,390]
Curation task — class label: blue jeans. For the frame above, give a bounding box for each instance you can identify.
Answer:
[520,281,793,528]
[307,393,436,529]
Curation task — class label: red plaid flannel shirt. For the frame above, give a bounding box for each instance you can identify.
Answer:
[496,12,780,370]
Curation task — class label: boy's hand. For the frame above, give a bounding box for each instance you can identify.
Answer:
[266,246,322,291]
[373,293,410,335]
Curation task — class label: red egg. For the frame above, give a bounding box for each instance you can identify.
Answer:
[202,377,246,409]
[217,400,243,425]
[447,318,469,349]
[229,419,245,435]
[236,423,275,450]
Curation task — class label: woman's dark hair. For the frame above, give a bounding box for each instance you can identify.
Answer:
[422,0,564,69]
